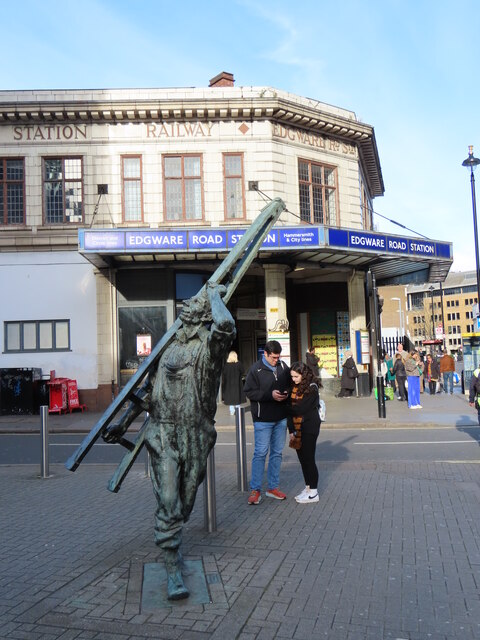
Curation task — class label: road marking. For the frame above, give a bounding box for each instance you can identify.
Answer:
[354,440,478,445]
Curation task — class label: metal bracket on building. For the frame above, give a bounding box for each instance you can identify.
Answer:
[89,184,112,228]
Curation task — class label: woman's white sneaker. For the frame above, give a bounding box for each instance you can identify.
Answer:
[296,489,319,504]
[295,486,310,502]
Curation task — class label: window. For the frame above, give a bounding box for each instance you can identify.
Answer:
[299,159,338,225]
[163,155,203,221]
[4,320,70,352]
[43,158,83,224]
[0,158,24,225]
[223,153,245,219]
[122,156,143,222]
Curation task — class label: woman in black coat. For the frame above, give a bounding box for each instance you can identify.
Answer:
[221,351,246,415]
[287,361,321,504]
[336,350,358,398]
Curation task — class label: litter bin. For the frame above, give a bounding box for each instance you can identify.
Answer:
[0,368,43,415]
[356,372,370,397]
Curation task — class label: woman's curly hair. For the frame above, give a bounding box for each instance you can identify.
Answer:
[290,361,322,394]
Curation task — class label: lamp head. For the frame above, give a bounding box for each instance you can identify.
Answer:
[462,145,480,171]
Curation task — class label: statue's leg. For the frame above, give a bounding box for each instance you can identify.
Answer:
[164,548,189,600]
[180,425,216,521]
[146,428,189,600]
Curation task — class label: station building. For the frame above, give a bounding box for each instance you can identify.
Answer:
[0,72,453,409]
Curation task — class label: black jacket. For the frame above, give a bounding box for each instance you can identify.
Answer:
[243,358,290,422]
[340,356,358,391]
[392,358,406,379]
[287,383,321,435]
[221,361,246,405]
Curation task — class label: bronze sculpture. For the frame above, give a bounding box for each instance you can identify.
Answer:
[65,198,286,601]
[106,283,235,599]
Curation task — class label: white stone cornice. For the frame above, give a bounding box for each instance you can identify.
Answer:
[0,91,384,194]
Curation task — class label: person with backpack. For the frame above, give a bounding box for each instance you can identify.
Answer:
[287,361,322,504]
[468,367,480,425]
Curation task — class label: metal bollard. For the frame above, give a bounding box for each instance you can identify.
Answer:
[203,448,217,532]
[235,406,248,492]
[144,412,151,477]
[40,405,51,478]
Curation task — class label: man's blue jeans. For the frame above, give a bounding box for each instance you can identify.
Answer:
[443,371,453,394]
[250,419,287,491]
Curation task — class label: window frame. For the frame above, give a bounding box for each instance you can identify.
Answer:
[162,153,204,222]
[298,157,339,226]
[222,152,246,220]
[42,156,84,225]
[4,319,71,353]
[0,157,25,225]
[121,154,144,223]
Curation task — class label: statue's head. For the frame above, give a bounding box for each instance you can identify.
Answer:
[179,288,212,326]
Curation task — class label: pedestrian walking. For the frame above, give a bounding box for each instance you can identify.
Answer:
[424,353,440,395]
[469,367,480,425]
[392,353,407,401]
[439,351,455,394]
[221,350,246,415]
[243,340,291,505]
[405,351,422,409]
[287,362,321,504]
[305,346,320,377]
[385,352,396,390]
[336,350,358,398]
[396,343,408,362]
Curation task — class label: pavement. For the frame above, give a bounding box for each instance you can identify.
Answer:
[1,389,480,639]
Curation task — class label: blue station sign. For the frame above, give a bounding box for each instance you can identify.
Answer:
[80,226,324,253]
[327,228,451,260]
[79,224,451,261]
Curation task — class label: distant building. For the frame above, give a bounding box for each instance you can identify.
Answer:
[380,270,477,354]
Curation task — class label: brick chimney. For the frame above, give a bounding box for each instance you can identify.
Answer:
[209,71,235,87]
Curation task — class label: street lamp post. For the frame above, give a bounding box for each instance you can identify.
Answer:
[391,297,403,337]
[462,146,480,308]
[428,285,435,340]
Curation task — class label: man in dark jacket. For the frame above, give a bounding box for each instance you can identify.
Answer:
[468,367,480,425]
[243,340,291,505]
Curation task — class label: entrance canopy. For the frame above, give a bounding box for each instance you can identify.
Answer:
[78,224,452,285]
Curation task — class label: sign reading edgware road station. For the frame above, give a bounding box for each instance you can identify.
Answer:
[79,225,451,261]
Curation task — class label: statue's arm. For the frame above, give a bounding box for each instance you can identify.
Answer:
[207,283,235,334]
[103,375,152,443]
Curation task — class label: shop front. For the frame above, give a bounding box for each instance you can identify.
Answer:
[80,223,452,401]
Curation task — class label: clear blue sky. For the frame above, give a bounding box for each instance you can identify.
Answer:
[2,0,478,273]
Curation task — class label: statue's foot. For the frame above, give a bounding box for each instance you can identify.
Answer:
[166,568,189,600]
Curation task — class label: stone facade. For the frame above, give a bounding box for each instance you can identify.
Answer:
[0,77,390,409]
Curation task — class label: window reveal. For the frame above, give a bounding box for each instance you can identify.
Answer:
[164,155,203,221]
[298,159,337,225]
[43,158,83,224]
[0,158,24,225]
